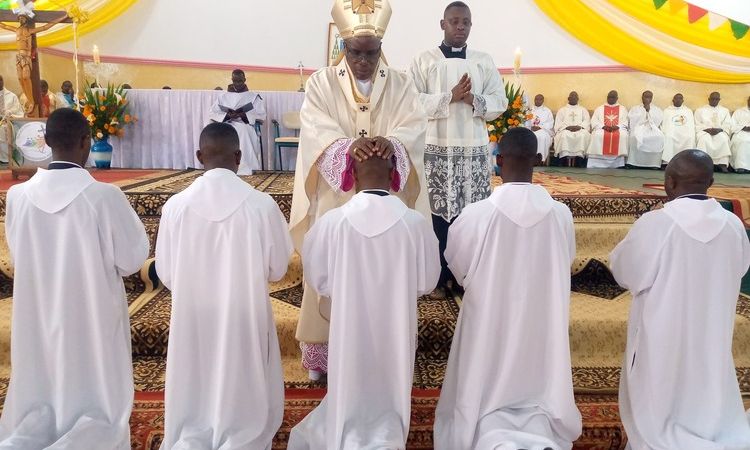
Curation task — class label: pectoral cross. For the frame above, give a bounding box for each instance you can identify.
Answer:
[0,5,72,117]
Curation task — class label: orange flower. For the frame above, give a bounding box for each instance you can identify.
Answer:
[108,126,117,134]
[99,95,106,102]
[489,134,498,142]
[99,105,106,111]
[124,114,131,123]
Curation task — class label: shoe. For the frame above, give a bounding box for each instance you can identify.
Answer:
[736,168,749,174]
[718,164,729,173]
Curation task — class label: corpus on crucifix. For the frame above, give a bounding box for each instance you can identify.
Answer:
[0,1,70,117]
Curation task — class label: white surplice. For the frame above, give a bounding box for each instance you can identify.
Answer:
[587,104,628,168]
[660,105,696,163]
[610,197,750,450]
[731,106,750,170]
[0,88,25,163]
[409,48,507,221]
[695,104,732,165]
[155,168,293,450]
[0,168,149,449]
[525,105,554,161]
[209,91,266,175]
[627,104,664,168]
[288,192,440,450]
[290,58,428,350]
[553,104,590,158]
[435,183,582,450]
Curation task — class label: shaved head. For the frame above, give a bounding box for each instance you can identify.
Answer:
[497,127,540,182]
[197,122,241,172]
[354,154,393,192]
[664,149,714,200]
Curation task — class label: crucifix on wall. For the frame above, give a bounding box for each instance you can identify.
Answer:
[0,1,70,118]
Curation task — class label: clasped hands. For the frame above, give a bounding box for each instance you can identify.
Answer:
[602,125,620,132]
[451,73,474,106]
[350,136,394,163]
[704,128,724,136]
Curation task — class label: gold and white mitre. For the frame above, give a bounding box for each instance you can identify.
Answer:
[331,0,392,39]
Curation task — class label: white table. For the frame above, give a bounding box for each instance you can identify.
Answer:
[109,89,304,171]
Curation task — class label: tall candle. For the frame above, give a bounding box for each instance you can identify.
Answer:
[92,45,100,64]
[513,47,522,73]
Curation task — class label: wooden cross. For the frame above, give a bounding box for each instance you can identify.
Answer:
[0,8,72,118]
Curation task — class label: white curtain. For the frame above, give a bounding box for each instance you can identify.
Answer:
[108,89,305,170]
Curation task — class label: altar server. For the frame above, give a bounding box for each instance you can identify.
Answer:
[553,91,590,166]
[156,122,292,450]
[209,71,266,175]
[0,108,149,448]
[288,155,440,450]
[409,0,507,291]
[526,93,554,162]
[661,93,695,164]
[731,95,750,173]
[435,127,581,450]
[0,75,25,163]
[587,90,629,168]
[611,149,750,450]
[627,90,664,168]
[290,0,429,381]
[695,91,732,172]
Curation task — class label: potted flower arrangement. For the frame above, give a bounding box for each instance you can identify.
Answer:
[81,83,136,168]
[487,82,532,174]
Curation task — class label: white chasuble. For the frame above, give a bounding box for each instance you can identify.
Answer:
[611,198,750,450]
[209,91,266,175]
[587,104,629,168]
[409,48,507,221]
[156,168,293,450]
[289,58,429,347]
[661,105,696,163]
[553,105,590,158]
[731,107,750,170]
[288,192,440,450]
[695,104,732,165]
[627,104,664,168]
[525,105,554,161]
[435,184,581,450]
[0,168,149,449]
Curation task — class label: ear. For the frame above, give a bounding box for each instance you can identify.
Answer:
[196,150,204,166]
[535,153,543,167]
[440,19,446,31]
[708,176,715,189]
[234,150,242,167]
[496,154,503,168]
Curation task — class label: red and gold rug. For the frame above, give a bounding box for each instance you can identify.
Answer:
[643,183,750,227]
[130,390,627,450]
[0,168,169,191]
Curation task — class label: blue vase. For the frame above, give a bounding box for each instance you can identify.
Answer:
[91,136,113,169]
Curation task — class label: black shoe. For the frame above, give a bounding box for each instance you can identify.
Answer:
[736,168,749,174]
[716,164,729,173]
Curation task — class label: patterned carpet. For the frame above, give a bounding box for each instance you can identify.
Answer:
[129,390,629,450]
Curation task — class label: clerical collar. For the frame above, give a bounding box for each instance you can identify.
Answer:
[439,42,467,59]
[675,193,710,201]
[355,78,373,97]
[48,161,83,170]
[360,189,389,196]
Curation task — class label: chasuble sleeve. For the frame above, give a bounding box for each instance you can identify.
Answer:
[5,92,23,118]
[590,107,604,130]
[408,59,451,120]
[475,57,507,121]
[731,111,745,134]
[99,186,149,277]
[720,110,733,134]
[554,109,567,133]
[301,217,333,298]
[264,202,294,282]
[609,213,666,295]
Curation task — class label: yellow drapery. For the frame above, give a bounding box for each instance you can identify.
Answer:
[0,0,138,50]
[533,0,750,83]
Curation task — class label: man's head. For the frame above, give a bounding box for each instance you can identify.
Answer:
[162,86,172,90]
[354,153,393,192]
[45,108,91,166]
[567,91,578,106]
[0,76,5,91]
[708,91,721,107]
[664,149,714,201]
[441,1,471,48]
[497,127,540,182]
[40,79,49,95]
[641,90,653,107]
[344,36,382,81]
[672,93,684,108]
[196,122,241,172]
[214,86,223,91]
[122,83,132,90]
[534,94,544,107]
[231,69,247,92]
[607,90,618,105]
